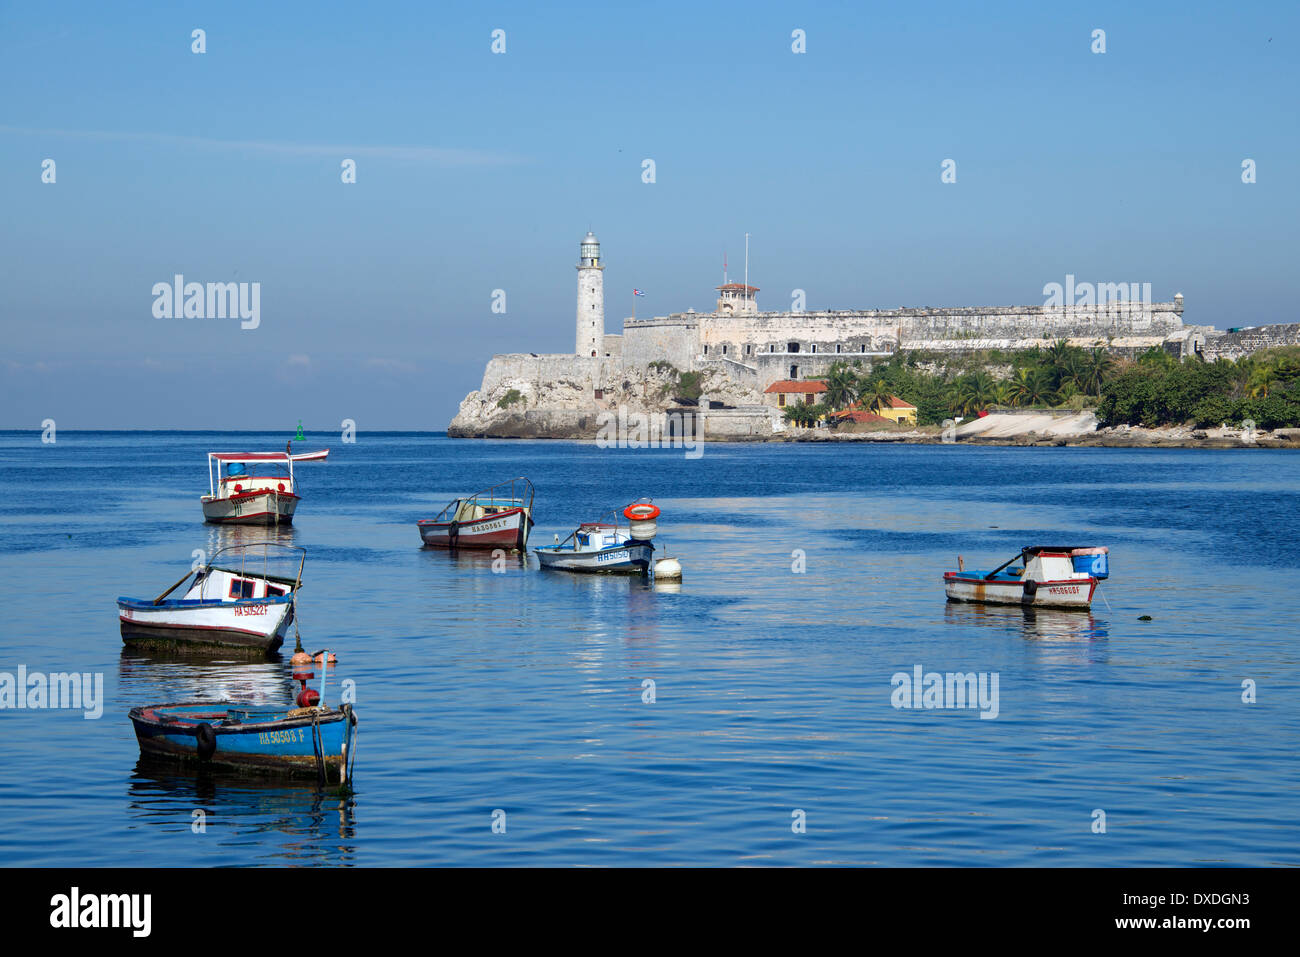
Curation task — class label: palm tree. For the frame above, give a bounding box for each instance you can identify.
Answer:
[952,372,997,415]
[1045,339,1076,372]
[822,362,860,410]
[1057,354,1086,394]
[859,377,895,415]
[1007,368,1056,407]
[1080,347,1115,395]
[1245,361,1278,398]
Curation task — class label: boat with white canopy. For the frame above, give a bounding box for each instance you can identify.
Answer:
[201,449,328,525]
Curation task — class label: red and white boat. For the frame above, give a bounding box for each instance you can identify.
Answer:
[943,545,1109,611]
[201,449,329,525]
[417,477,535,550]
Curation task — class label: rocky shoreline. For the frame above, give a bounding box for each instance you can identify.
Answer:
[447,419,1300,448]
[775,424,1300,448]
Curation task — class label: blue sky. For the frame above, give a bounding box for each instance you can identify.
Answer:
[2,0,1296,428]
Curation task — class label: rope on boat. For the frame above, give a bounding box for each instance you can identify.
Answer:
[310,711,325,785]
[340,703,358,787]
[1096,583,1112,612]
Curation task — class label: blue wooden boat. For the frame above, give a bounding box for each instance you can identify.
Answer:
[128,701,358,783]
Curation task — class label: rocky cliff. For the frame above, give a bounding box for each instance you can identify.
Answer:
[447,359,766,439]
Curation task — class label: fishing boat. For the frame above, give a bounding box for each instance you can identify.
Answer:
[943,545,1109,611]
[118,543,305,654]
[201,449,329,525]
[128,698,358,782]
[417,477,535,549]
[534,501,658,574]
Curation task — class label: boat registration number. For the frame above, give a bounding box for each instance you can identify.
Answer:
[1048,585,1081,594]
[258,728,306,745]
[234,604,268,617]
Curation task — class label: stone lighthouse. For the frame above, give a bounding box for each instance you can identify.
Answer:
[575,231,605,357]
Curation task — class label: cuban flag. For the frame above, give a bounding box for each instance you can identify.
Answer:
[633,289,645,297]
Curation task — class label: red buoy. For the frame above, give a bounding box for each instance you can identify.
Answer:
[297,687,320,708]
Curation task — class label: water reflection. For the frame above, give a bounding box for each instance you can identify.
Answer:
[203,523,298,555]
[119,650,296,704]
[127,757,358,864]
[425,547,529,571]
[943,601,1110,642]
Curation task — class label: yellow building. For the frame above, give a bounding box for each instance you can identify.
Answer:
[869,395,917,425]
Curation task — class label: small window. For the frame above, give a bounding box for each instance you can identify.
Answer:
[805,394,815,405]
[788,342,800,353]
[229,578,256,599]
[790,364,799,379]
[722,345,728,355]
[778,394,786,407]
[811,344,817,354]
[594,389,603,400]
[703,345,709,354]
[266,584,287,598]
[836,344,842,353]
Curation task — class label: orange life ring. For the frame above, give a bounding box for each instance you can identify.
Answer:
[624,503,660,521]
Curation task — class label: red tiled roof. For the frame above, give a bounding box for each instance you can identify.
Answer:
[764,380,827,394]
[716,283,759,292]
[831,410,892,424]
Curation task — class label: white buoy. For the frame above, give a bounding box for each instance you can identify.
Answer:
[629,519,657,540]
[654,556,682,581]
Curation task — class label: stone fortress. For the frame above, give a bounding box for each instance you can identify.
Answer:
[448,231,1298,438]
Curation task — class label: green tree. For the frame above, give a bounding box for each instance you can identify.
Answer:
[951,372,997,415]
[859,377,895,414]
[821,362,860,410]
[1007,368,1056,407]
[1080,347,1115,395]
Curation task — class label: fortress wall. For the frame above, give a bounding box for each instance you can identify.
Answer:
[694,303,1184,360]
[622,317,699,370]
[696,357,760,388]
[751,352,887,389]
[480,354,602,394]
[1201,324,1300,361]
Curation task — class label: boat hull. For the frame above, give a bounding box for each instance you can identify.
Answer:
[418,507,532,550]
[129,702,354,778]
[118,597,294,654]
[201,490,299,526]
[535,541,654,574]
[943,573,1096,610]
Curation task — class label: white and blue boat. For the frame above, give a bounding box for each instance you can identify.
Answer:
[118,543,305,655]
[534,501,659,575]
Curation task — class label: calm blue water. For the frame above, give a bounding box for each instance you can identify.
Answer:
[0,431,1296,866]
